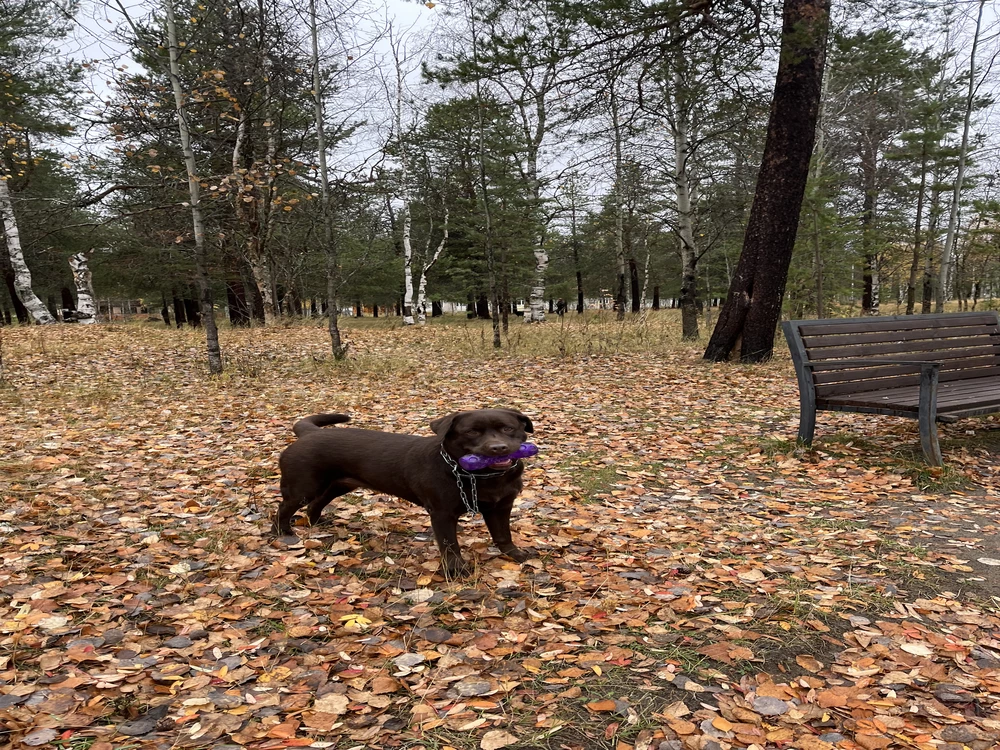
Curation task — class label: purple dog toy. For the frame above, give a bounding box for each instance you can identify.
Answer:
[459,442,538,471]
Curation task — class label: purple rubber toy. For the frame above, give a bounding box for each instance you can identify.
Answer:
[459,442,538,471]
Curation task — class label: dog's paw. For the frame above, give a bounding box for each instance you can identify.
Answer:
[503,546,536,563]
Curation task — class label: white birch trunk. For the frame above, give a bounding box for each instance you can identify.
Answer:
[528,241,548,322]
[0,178,55,324]
[416,208,449,324]
[68,253,98,323]
[402,206,415,325]
[639,220,651,309]
[163,0,222,373]
[390,36,416,327]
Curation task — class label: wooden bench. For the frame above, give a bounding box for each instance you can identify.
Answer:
[781,312,1000,465]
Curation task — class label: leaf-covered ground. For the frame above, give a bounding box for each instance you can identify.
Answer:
[2,316,1000,750]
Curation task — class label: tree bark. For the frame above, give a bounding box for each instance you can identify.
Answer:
[416,208,448,324]
[68,253,98,324]
[672,67,700,338]
[937,0,985,311]
[859,136,879,316]
[0,178,55,324]
[906,139,929,315]
[703,0,830,363]
[309,0,345,358]
[163,0,222,373]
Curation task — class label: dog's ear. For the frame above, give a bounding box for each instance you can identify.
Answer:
[500,409,533,433]
[430,411,465,437]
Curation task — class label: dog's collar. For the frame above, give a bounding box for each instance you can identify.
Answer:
[439,448,516,515]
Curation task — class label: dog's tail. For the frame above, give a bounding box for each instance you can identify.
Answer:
[292,413,351,437]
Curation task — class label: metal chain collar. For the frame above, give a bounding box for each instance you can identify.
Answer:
[439,448,510,516]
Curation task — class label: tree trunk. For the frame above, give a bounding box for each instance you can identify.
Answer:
[163,0,222,373]
[629,258,640,313]
[68,253,98,324]
[0,178,55,324]
[673,67,700,338]
[310,0,345,358]
[859,139,879,316]
[0,246,29,323]
[906,139,929,315]
[808,72,827,318]
[937,0,985,311]
[233,109,277,325]
[172,294,186,327]
[416,209,448,324]
[703,0,830,362]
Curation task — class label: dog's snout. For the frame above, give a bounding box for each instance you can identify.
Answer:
[485,443,511,455]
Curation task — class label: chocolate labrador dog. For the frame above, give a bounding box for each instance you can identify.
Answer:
[274,409,536,577]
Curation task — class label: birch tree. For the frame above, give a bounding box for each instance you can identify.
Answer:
[161,0,223,373]
[0,178,55,324]
[68,252,98,323]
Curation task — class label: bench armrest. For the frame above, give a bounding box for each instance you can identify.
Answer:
[804,359,941,372]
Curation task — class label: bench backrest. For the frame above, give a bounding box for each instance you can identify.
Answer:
[782,312,1000,398]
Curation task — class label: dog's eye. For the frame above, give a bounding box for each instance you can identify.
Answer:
[501,426,514,434]
[466,429,481,436]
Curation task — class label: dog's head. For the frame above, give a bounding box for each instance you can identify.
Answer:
[431,408,533,468]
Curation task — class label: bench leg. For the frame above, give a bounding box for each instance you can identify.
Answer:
[797,407,816,446]
[919,412,942,466]
[918,365,942,465]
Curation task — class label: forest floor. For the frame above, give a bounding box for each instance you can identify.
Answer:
[1,314,999,750]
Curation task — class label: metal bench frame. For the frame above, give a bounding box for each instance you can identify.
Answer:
[782,312,1000,465]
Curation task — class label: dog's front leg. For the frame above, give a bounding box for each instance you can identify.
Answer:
[428,511,471,578]
[482,501,534,563]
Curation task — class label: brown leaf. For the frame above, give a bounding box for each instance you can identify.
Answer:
[795,654,823,672]
[480,729,518,749]
[586,699,617,712]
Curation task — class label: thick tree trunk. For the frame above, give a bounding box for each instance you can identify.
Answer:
[703,0,830,363]
[0,178,55,324]
[68,253,98,324]
[163,0,222,373]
